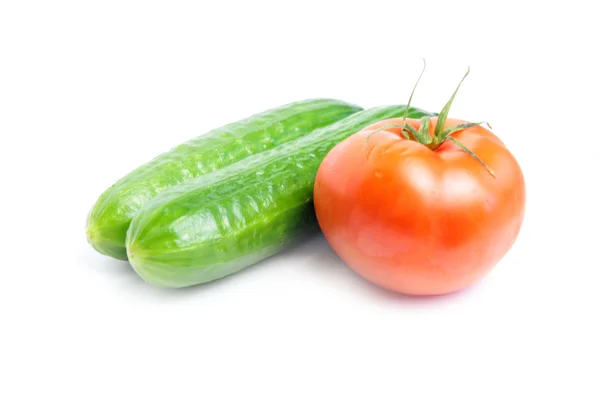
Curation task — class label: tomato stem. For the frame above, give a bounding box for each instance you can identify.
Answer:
[409,65,495,178]
[365,63,496,178]
[428,67,495,177]
[432,67,471,145]
[402,59,427,134]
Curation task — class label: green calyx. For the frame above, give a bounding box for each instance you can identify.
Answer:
[367,61,495,178]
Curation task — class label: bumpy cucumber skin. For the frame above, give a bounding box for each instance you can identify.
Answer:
[87,99,362,260]
[127,106,434,288]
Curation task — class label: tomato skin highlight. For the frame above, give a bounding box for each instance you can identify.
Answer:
[314,117,526,296]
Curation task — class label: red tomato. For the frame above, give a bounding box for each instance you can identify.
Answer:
[314,117,525,295]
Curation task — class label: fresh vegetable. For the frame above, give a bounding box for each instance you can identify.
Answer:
[314,69,526,295]
[126,105,434,288]
[87,99,362,260]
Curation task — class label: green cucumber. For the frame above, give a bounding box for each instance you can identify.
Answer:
[86,99,362,260]
[126,105,434,288]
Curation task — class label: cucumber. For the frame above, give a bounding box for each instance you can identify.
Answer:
[86,99,362,260]
[126,105,434,288]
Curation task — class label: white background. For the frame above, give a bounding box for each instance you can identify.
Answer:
[1,1,599,399]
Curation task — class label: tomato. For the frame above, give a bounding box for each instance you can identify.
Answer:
[314,116,525,295]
